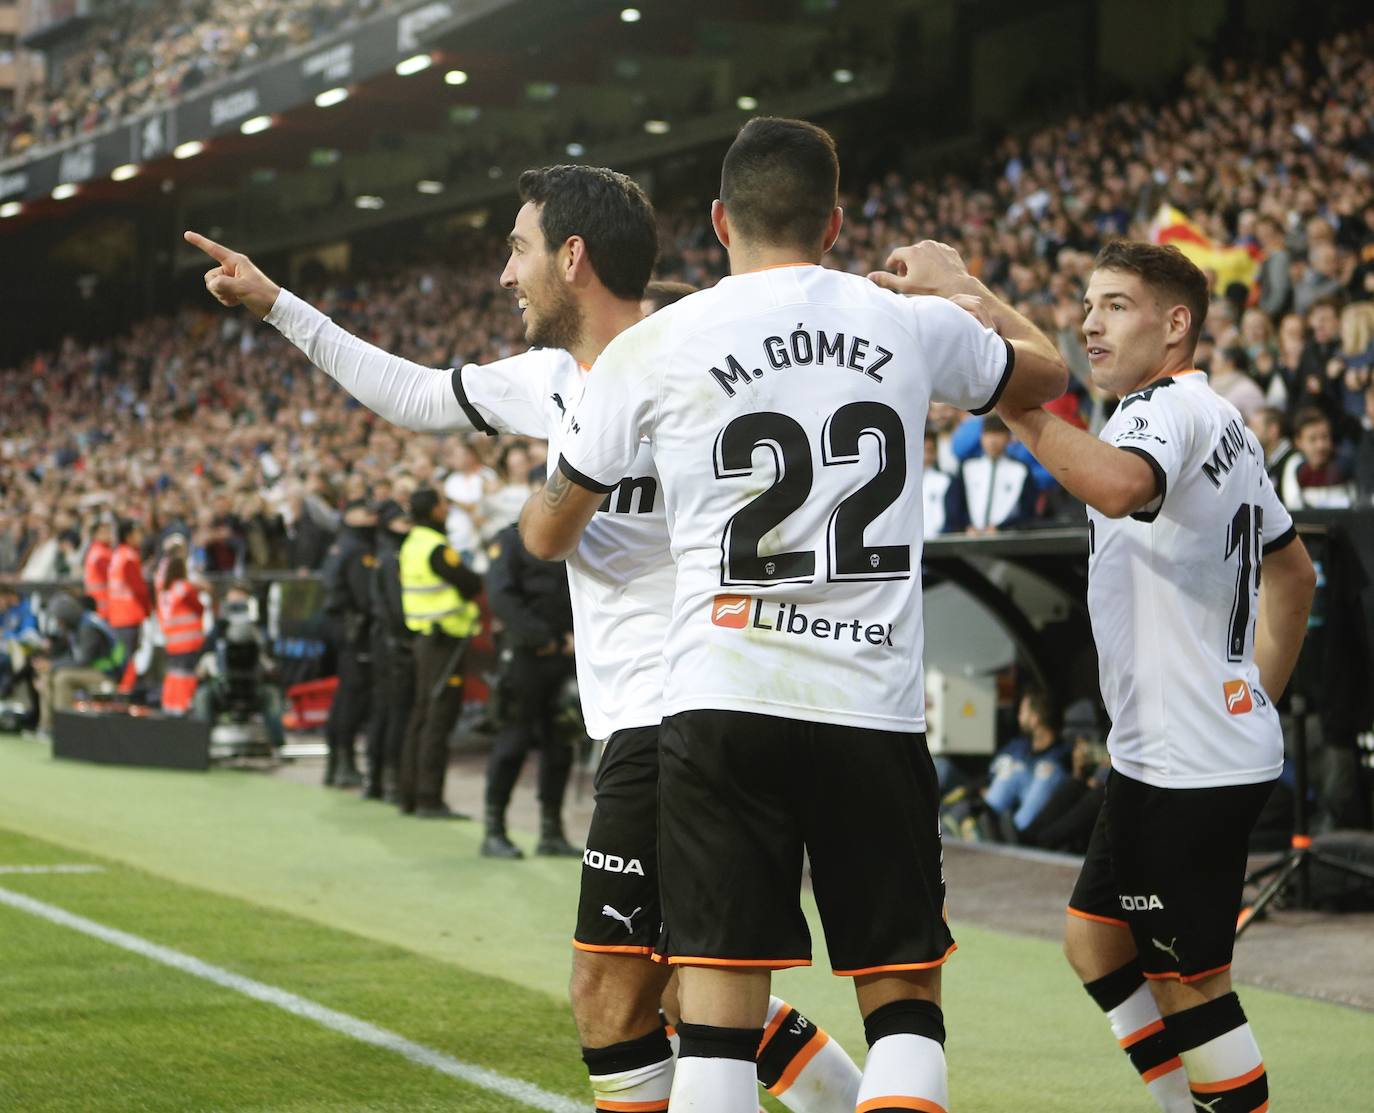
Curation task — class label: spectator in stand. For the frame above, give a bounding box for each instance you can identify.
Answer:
[441,443,489,563]
[921,429,956,539]
[480,441,535,542]
[979,689,1071,842]
[1337,302,1374,426]
[1248,406,1300,486]
[947,414,1040,533]
[1020,700,1111,854]
[1209,346,1266,423]
[1294,241,1348,317]
[1280,408,1356,509]
[1255,216,1293,319]
[1293,300,1346,428]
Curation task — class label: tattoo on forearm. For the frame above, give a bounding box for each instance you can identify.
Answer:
[541,468,573,511]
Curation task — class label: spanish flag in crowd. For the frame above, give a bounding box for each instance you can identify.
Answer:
[1148,203,1259,293]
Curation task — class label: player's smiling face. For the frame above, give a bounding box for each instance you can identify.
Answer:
[1082,267,1174,397]
[500,201,582,351]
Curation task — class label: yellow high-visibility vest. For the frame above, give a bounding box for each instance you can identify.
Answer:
[398,525,480,638]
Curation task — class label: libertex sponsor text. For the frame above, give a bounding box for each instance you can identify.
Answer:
[711,594,893,646]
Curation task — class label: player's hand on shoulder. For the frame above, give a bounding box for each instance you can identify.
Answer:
[948,293,994,330]
[183,230,282,320]
[867,240,977,298]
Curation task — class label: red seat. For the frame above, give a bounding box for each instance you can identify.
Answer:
[282,676,338,732]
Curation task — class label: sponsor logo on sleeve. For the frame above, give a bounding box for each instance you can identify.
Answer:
[1223,679,1253,715]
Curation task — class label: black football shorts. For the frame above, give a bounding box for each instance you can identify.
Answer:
[655,708,955,975]
[1069,769,1275,981]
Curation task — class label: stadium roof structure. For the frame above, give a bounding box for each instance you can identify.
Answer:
[1,0,917,256]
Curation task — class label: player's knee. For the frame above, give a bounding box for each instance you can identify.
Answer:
[570,952,665,1042]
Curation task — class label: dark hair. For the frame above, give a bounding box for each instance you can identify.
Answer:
[410,486,441,524]
[1255,406,1288,437]
[117,519,140,544]
[1093,240,1210,350]
[642,279,697,311]
[1022,688,1061,733]
[720,117,839,250]
[1293,407,1330,438]
[162,554,187,588]
[982,414,1010,435]
[517,165,658,301]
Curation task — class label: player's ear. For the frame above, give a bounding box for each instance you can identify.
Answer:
[1166,303,1192,349]
[561,235,588,284]
[711,199,730,250]
[822,206,844,253]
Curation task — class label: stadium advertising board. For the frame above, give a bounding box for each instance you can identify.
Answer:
[0,0,516,203]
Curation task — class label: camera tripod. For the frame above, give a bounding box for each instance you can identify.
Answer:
[1237,693,1374,936]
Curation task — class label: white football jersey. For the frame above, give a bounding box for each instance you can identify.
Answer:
[558,265,1013,732]
[267,291,671,740]
[1087,371,1295,789]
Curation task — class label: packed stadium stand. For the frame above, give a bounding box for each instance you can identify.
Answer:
[4,14,1374,582]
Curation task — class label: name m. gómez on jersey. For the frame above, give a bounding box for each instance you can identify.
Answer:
[265,290,671,741]
[557,264,1013,732]
[1087,371,1297,789]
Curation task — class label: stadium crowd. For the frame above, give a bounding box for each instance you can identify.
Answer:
[1,0,407,159]
[2,22,1373,836]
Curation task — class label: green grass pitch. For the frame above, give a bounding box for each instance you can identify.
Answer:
[0,737,1370,1111]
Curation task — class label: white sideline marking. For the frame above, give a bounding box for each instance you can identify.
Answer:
[0,885,582,1113]
[0,864,106,874]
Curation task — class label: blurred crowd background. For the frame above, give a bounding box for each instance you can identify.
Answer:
[2,5,1373,852]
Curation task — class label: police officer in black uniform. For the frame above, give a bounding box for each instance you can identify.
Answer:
[480,516,581,859]
[362,499,412,802]
[320,499,376,788]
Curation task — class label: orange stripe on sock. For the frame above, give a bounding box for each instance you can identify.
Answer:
[767,1030,828,1096]
[833,942,958,977]
[572,940,656,956]
[1191,1062,1266,1094]
[856,1097,946,1113]
[1141,1056,1184,1083]
[663,1024,676,1039]
[595,1101,670,1112]
[757,1008,789,1054]
[1119,1018,1166,1048]
[1066,905,1129,928]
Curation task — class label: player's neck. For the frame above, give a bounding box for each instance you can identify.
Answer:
[727,244,822,275]
[572,295,643,368]
[1126,349,1196,394]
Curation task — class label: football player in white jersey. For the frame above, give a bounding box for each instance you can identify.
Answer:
[996,241,1316,1113]
[185,164,863,1113]
[522,118,1068,1113]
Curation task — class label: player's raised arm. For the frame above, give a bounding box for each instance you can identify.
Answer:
[998,406,1160,519]
[184,229,476,435]
[870,240,1068,408]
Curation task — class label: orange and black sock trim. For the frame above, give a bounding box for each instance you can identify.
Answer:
[1084,960,1182,1085]
[582,1026,674,1112]
[755,1004,820,1091]
[677,1022,764,1062]
[1164,993,1268,1112]
[863,998,946,1048]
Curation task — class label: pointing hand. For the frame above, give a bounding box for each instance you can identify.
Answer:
[184,230,281,320]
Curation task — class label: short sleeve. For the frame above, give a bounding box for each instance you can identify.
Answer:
[1104,385,1197,522]
[908,296,1014,414]
[1256,469,1297,554]
[557,324,659,492]
[454,349,562,439]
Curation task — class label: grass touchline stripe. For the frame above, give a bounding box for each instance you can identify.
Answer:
[0,884,583,1113]
[0,864,106,874]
